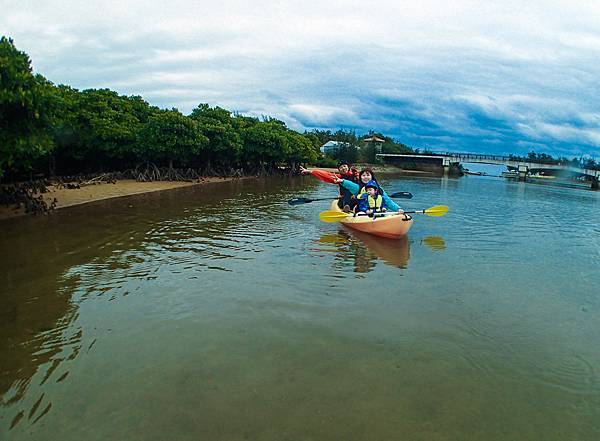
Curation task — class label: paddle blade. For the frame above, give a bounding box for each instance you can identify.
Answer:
[288,197,312,205]
[423,205,449,217]
[390,191,413,199]
[319,210,350,223]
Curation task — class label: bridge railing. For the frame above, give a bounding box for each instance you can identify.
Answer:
[428,151,511,161]
[376,152,600,178]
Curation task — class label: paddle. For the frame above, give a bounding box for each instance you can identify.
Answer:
[288,191,413,205]
[288,196,340,206]
[390,191,413,199]
[319,205,449,223]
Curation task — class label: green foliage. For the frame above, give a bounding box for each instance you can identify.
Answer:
[307,128,413,165]
[242,119,291,166]
[527,151,556,164]
[190,104,242,168]
[381,140,412,154]
[0,37,55,177]
[507,151,600,170]
[359,143,378,163]
[332,143,359,164]
[581,157,599,170]
[51,87,160,173]
[286,130,319,165]
[303,132,321,150]
[20,37,590,181]
[137,109,207,167]
[315,156,338,168]
[306,128,359,147]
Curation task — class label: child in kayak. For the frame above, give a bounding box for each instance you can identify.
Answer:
[356,180,388,216]
[333,168,404,213]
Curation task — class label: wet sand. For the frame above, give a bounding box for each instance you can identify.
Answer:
[0,177,241,220]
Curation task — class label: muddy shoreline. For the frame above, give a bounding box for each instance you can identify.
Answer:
[0,177,247,220]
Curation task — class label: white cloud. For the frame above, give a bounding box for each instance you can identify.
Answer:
[519,122,600,145]
[2,0,600,154]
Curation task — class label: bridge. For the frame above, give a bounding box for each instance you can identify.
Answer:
[376,153,600,190]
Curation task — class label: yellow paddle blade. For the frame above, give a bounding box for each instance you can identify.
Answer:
[422,235,446,251]
[319,210,350,222]
[423,205,449,217]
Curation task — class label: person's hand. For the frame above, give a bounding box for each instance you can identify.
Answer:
[299,166,310,175]
[397,208,404,214]
[332,176,343,184]
[382,208,387,212]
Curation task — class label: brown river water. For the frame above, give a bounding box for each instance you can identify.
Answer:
[1,175,600,440]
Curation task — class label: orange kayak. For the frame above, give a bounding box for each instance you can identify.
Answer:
[329,201,413,239]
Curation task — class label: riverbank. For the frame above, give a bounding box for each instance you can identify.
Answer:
[0,177,243,220]
[0,166,433,221]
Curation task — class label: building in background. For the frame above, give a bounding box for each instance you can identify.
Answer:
[320,140,351,154]
[362,136,385,153]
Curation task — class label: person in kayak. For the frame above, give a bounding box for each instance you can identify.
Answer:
[332,167,404,213]
[300,161,359,210]
[355,180,388,216]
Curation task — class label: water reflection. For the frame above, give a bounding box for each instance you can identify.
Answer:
[421,235,446,251]
[1,177,302,434]
[2,175,600,440]
[318,230,411,273]
[1,227,94,431]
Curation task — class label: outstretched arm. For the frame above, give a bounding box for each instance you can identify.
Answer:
[300,167,341,184]
[334,178,360,195]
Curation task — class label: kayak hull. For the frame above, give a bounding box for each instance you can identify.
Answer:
[330,201,413,239]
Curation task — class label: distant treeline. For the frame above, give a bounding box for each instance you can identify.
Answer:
[3,36,596,182]
[508,152,599,170]
[0,36,419,183]
[309,129,413,167]
[1,37,327,182]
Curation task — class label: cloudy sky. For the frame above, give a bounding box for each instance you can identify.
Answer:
[2,0,600,156]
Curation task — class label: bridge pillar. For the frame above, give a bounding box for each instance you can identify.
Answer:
[592,177,599,190]
[442,158,451,176]
[518,165,528,181]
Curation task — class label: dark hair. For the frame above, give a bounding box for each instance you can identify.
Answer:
[337,160,349,168]
[359,168,376,184]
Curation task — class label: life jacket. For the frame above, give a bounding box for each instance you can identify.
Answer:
[338,186,354,208]
[357,180,383,212]
[336,169,359,207]
[369,194,383,209]
[358,193,383,212]
[345,168,359,183]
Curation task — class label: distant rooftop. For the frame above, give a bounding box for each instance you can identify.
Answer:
[322,140,347,147]
[363,136,385,143]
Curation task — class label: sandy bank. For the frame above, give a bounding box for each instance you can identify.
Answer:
[0,177,241,220]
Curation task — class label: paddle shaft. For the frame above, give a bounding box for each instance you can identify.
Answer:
[304,196,339,202]
[319,205,448,222]
[355,206,447,217]
[361,209,437,216]
[289,192,412,205]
